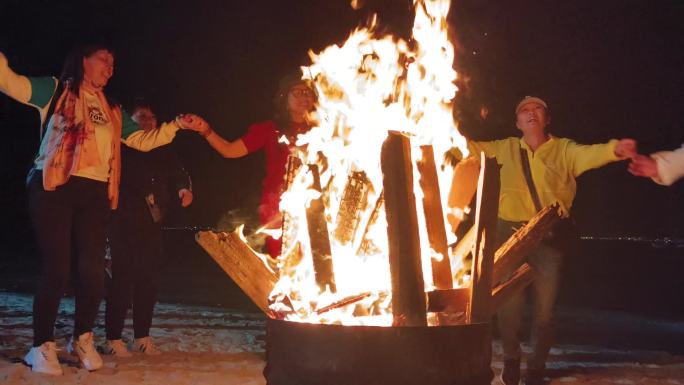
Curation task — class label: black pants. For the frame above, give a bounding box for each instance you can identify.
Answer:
[105,200,162,340]
[28,173,110,346]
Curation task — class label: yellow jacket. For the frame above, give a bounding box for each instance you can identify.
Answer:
[468,136,621,221]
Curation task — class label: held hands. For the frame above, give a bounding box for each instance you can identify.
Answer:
[614,138,637,159]
[628,155,659,179]
[614,138,661,180]
[176,113,205,130]
[176,114,212,136]
[178,188,194,207]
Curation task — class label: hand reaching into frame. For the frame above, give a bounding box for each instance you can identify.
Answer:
[628,154,659,179]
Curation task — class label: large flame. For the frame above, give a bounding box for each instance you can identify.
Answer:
[267,0,469,326]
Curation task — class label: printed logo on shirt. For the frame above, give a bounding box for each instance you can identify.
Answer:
[88,105,109,125]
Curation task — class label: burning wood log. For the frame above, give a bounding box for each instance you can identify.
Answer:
[417,145,452,290]
[492,204,561,284]
[447,156,480,233]
[427,264,535,318]
[428,204,559,315]
[334,171,371,245]
[305,164,337,293]
[356,190,384,255]
[281,155,303,258]
[467,154,500,324]
[452,225,476,255]
[381,131,427,327]
[490,263,535,314]
[451,226,475,282]
[427,287,469,314]
[284,155,302,191]
[314,292,372,315]
[196,230,277,315]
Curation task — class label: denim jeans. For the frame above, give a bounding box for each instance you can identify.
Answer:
[495,219,563,371]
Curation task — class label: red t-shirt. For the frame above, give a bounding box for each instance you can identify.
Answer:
[241,120,308,257]
[241,120,290,227]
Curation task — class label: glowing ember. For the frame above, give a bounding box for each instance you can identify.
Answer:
[264,0,470,326]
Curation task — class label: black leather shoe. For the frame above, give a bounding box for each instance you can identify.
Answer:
[500,358,521,385]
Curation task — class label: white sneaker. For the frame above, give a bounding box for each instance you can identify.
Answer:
[133,336,162,355]
[101,339,132,358]
[67,331,103,371]
[24,341,63,375]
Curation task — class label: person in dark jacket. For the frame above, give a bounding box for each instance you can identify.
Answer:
[103,103,193,357]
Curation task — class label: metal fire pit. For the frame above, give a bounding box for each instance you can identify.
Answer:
[264,318,493,385]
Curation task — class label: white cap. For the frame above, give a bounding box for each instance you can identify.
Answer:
[515,96,548,114]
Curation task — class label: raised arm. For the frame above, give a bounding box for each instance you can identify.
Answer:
[0,52,58,124]
[467,140,501,158]
[122,110,180,151]
[0,51,32,103]
[204,130,248,158]
[565,138,636,177]
[122,112,207,152]
[182,117,248,158]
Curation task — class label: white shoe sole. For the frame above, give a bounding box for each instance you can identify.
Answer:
[69,346,103,371]
[24,356,63,375]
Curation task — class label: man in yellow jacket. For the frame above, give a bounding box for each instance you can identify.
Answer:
[467,96,636,385]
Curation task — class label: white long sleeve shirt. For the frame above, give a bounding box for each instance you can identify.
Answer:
[652,144,684,186]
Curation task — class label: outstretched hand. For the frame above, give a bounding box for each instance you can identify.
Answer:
[628,154,659,179]
[614,138,637,159]
[177,114,210,133]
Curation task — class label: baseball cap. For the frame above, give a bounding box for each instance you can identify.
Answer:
[515,96,548,114]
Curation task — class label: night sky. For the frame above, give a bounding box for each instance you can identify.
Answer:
[0,0,682,261]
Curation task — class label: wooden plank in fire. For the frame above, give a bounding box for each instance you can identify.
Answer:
[381,131,427,327]
[356,190,384,255]
[490,263,535,314]
[314,292,372,315]
[447,224,476,287]
[196,230,277,315]
[492,204,561,285]
[334,171,371,245]
[447,156,480,233]
[281,155,303,259]
[417,145,452,290]
[427,287,469,314]
[467,154,500,324]
[305,164,337,293]
[427,264,535,318]
[427,204,559,315]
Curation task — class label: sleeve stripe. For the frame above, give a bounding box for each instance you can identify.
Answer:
[28,77,58,108]
[121,109,140,139]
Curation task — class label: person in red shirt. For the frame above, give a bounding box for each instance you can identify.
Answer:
[188,74,316,257]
